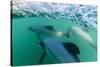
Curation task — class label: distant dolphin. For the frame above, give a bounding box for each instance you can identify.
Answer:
[65,26,96,49]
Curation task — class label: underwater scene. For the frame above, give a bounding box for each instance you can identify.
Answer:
[11,1,97,66]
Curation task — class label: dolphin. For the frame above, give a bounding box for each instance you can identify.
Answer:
[39,37,80,63]
[65,26,96,49]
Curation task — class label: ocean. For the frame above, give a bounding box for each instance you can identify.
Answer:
[12,16,97,66]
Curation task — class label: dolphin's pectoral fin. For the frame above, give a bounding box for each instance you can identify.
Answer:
[66,28,72,38]
[39,50,46,64]
[39,41,45,49]
[39,51,46,64]
[39,41,46,64]
[63,42,80,62]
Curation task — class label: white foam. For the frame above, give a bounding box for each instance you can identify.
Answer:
[12,1,97,31]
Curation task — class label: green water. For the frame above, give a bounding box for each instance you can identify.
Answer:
[12,17,97,66]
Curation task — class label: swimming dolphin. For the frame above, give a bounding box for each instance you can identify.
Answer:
[28,25,64,37]
[65,26,96,49]
[39,37,80,63]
